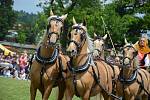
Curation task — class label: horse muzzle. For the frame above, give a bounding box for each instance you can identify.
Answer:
[66,49,77,57]
[123,57,132,68]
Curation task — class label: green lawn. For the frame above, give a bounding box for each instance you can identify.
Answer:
[0,77,100,100]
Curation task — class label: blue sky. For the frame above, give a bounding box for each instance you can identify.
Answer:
[13,0,43,14]
[13,0,112,14]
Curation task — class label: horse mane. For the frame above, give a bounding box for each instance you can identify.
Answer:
[85,32,94,53]
[72,24,94,53]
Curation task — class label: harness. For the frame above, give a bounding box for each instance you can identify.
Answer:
[67,54,122,99]
[67,54,92,97]
[118,69,137,84]
[120,44,150,99]
[35,46,59,65]
[137,69,150,96]
[35,46,59,87]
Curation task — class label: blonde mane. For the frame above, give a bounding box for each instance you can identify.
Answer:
[86,32,94,53]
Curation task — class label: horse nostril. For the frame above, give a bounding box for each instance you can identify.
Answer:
[72,50,75,53]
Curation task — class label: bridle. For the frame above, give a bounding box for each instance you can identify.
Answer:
[68,25,87,53]
[47,17,64,45]
[122,45,137,68]
[93,36,105,56]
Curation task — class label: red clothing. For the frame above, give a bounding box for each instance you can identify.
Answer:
[137,51,146,67]
[19,55,27,68]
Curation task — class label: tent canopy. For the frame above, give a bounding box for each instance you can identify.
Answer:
[0,44,15,56]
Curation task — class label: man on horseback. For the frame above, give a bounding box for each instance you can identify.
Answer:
[134,36,150,71]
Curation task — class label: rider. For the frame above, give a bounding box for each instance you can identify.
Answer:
[134,36,150,71]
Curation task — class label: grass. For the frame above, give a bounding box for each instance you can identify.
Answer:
[0,77,100,100]
[0,77,80,100]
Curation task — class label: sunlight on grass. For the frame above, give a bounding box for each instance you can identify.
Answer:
[0,77,100,100]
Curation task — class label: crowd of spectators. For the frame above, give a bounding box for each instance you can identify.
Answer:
[0,50,30,80]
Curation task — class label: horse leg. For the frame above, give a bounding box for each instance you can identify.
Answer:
[141,95,148,100]
[99,93,104,100]
[82,90,90,100]
[30,83,37,100]
[57,81,66,100]
[42,84,53,100]
[102,91,111,100]
[65,87,74,100]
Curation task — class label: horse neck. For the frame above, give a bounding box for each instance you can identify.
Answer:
[40,42,55,58]
[122,64,135,79]
[72,40,89,67]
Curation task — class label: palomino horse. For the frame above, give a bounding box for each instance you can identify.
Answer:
[30,10,69,100]
[93,33,107,60]
[116,40,150,100]
[65,17,113,100]
[93,33,120,98]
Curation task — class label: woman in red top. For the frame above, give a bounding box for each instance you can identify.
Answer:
[19,52,28,71]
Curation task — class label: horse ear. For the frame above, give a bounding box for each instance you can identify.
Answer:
[83,19,86,26]
[103,34,107,40]
[125,38,128,44]
[50,10,54,16]
[61,14,68,21]
[94,33,97,38]
[73,17,77,25]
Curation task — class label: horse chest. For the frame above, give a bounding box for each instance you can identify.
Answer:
[120,82,139,95]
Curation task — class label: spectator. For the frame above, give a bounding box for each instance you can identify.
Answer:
[19,51,28,72]
[134,36,150,70]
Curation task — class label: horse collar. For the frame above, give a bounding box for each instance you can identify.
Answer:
[35,46,59,65]
[118,69,137,84]
[67,54,92,73]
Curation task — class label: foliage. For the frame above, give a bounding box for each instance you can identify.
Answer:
[17,31,26,44]
[15,10,38,28]
[33,12,47,44]
[15,11,38,44]
[0,0,150,46]
[0,0,16,39]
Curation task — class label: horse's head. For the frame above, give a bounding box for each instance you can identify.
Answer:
[93,33,107,58]
[47,10,67,45]
[122,38,138,69]
[66,17,87,57]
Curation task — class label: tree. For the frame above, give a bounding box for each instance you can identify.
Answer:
[35,0,150,47]
[17,31,26,44]
[0,0,16,39]
[15,11,38,44]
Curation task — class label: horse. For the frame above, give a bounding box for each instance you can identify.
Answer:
[93,33,121,98]
[65,17,113,100]
[30,10,69,100]
[116,39,150,100]
[93,33,107,60]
